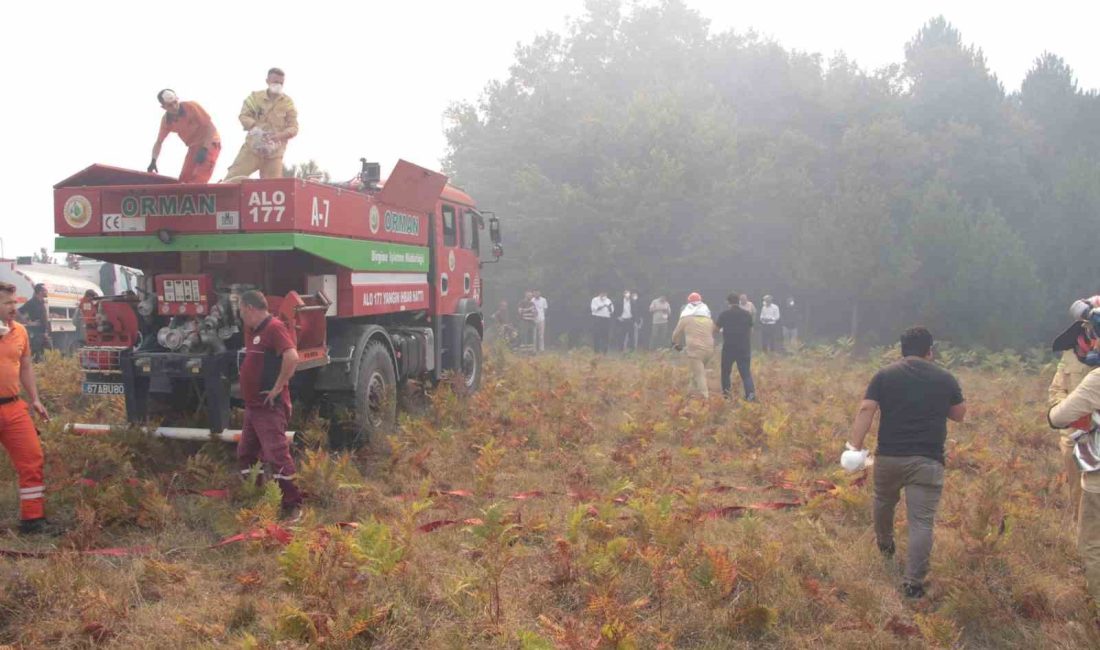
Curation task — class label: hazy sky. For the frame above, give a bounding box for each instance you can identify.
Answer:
[4,0,1097,259]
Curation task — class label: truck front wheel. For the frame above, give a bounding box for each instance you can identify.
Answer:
[352,340,397,452]
[459,325,483,393]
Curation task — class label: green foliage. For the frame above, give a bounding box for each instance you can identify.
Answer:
[355,517,406,576]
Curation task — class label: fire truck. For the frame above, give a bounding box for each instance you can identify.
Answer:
[54,161,501,448]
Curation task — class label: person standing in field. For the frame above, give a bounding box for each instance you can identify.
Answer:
[1049,297,1100,517]
[783,297,801,347]
[17,284,51,362]
[715,293,755,401]
[517,292,538,353]
[845,326,966,599]
[618,290,638,352]
[671,292,715,399]
[236,290,302,522]
[590,291,614,354]
[759,295,781,353]
[0,282,53,535]
[649,295,671,349]
[532,290,548,353]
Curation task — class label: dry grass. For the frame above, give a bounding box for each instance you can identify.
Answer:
[0,347,1092,649]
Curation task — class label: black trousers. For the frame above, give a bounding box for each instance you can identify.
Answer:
[720,346,755,399]
[592,317,611,354]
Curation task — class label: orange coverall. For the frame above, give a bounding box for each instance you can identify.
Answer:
[156,101,221,183]
[0,322,44,521]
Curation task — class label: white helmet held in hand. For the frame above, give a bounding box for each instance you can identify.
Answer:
[840,445,869,472]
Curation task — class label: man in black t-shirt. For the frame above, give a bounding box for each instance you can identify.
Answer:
[845,326,966,599]
[715,293,756,401]
[17,284,51,361]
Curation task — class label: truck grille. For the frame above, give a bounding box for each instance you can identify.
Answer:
[79,347,125,375]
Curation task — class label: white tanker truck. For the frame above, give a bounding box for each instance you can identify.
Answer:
[0,257,141,353]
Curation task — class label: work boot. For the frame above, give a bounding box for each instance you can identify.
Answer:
[18,518,64,536]
[902,581,925,599]
[279,505,303,524]
[878,541,896,559]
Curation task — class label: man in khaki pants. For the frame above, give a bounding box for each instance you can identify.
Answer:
[671,292,714,399]
[225,68,299,180]
[846,327,966,599]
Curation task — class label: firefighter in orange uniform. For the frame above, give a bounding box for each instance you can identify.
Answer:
[0,282,52,534]
[224,68,299,180]
[148,89,221,183]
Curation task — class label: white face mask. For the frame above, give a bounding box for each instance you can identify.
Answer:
[268,83,283,95]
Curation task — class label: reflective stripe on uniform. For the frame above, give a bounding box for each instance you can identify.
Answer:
[271,474,295,481]
[19,487,45,499]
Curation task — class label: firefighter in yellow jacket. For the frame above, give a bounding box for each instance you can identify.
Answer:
[225,68,299,180]
[671,292,716,399]
[1051,298,1100,515]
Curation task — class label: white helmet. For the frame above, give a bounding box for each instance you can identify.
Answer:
[840,448,869,472]
[1071,300,1092,322]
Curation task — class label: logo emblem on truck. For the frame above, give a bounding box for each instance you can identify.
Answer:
[369,206,380,234]
[63,195,93,229]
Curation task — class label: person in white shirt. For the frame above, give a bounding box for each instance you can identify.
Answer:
[759,294,782,353]
[590,291,614,354]
[649,295,671,349]
[531,290,549,353]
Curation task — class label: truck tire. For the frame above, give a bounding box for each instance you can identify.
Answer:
[459,325,483,393]
[352,340,397,452]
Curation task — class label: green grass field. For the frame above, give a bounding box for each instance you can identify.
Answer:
[0,346,1091,648]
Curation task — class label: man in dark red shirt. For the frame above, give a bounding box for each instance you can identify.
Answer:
[237,290,302,521]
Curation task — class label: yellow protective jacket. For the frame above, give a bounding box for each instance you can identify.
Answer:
[1050,350,1092,407]
[1048,365,1100,493]
[239,91,299,158]
[671,315,715,359]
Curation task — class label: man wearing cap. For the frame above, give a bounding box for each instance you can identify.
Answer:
[225,68,298,180]
[236,290,303,521]
[671,293,715,398]
[0,282,52,534]
[149,89,221,183]
[17,284,50,361]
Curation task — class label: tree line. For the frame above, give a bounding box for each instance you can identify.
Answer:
[443,0,1100,349]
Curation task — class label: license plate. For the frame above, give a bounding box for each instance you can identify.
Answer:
[82,382,125,396]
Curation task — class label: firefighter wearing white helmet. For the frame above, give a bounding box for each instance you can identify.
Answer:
[1049,296,1100,518]
[1048,343,1100,609]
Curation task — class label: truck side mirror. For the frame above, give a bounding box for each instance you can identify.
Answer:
[489,215,502,245]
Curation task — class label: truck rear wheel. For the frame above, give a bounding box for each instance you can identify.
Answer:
[459,325,483,393]
[351,340,397,452]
